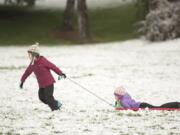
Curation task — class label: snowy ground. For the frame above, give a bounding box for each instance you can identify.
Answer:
[0,39,180,135]
[34,0,133,9]
[0,0,133,9]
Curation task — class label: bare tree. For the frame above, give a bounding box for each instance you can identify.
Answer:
[77,0,89,40]
[63,0,75,31]
[63,0,90,40]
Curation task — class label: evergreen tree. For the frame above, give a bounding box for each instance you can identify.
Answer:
[138,0,180,41]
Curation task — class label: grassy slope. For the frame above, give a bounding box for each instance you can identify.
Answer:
[0,3,141,45]
[89,3,140,42]
[0,6,64,45]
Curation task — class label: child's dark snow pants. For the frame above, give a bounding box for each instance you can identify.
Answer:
[38,84,59,111]
[140,102,180,108]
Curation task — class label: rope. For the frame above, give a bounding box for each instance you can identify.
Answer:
[67,77,114,107]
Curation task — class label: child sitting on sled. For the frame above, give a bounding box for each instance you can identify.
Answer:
[114,86,180,109]
[20,43,66,111]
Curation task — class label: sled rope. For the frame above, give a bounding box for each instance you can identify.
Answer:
[67,77,114,107]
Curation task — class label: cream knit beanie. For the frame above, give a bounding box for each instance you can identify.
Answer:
[28,42,40,55]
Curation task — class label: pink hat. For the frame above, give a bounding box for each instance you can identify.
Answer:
[114,86,126,96]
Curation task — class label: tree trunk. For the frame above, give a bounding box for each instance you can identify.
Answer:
[63,0,75,31]
[77,0,89,40]
[144,0,150,14]
[27,0,36,7]
[136,0,150,19]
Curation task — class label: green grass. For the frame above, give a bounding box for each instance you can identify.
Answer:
[0,3,142,45]
[89,3,141,42]
[0,6,65,45]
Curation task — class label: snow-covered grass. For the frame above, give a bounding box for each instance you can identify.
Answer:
[0,39,180,135]
[0,0,133,9]
[35,0,134,9]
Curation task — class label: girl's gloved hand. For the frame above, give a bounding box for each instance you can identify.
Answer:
[20,82,24,89]
[58,73,66,80]
[115,101,123,108]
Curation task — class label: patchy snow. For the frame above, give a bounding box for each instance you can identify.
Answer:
[0,39,180,134]
[34,0,134,9]
[0,0,133,9]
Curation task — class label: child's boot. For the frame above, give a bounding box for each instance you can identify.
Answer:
[57,100,62,110]
[178,102,180,108]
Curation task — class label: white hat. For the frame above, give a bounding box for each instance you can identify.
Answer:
[114,86,126,96]
[28,42,40,55]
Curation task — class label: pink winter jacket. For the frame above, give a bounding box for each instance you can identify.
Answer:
[21,56,62,88]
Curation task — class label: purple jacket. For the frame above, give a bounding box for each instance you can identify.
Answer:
[21,56,62,88]
[118,93,141,108]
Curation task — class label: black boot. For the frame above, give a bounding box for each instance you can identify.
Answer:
[178,102,180,108]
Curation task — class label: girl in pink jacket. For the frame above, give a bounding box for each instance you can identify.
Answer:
[20,43,66,111]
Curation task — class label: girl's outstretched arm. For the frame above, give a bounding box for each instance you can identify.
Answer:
[21,64,33,83]
[43,57,62,75]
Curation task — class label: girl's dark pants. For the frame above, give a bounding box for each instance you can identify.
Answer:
[38,84,59,111]
[140,102,180,108]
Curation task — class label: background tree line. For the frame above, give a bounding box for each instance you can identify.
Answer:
[63,0,180,42]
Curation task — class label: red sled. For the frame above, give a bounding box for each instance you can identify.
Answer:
[115,108,180,111]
